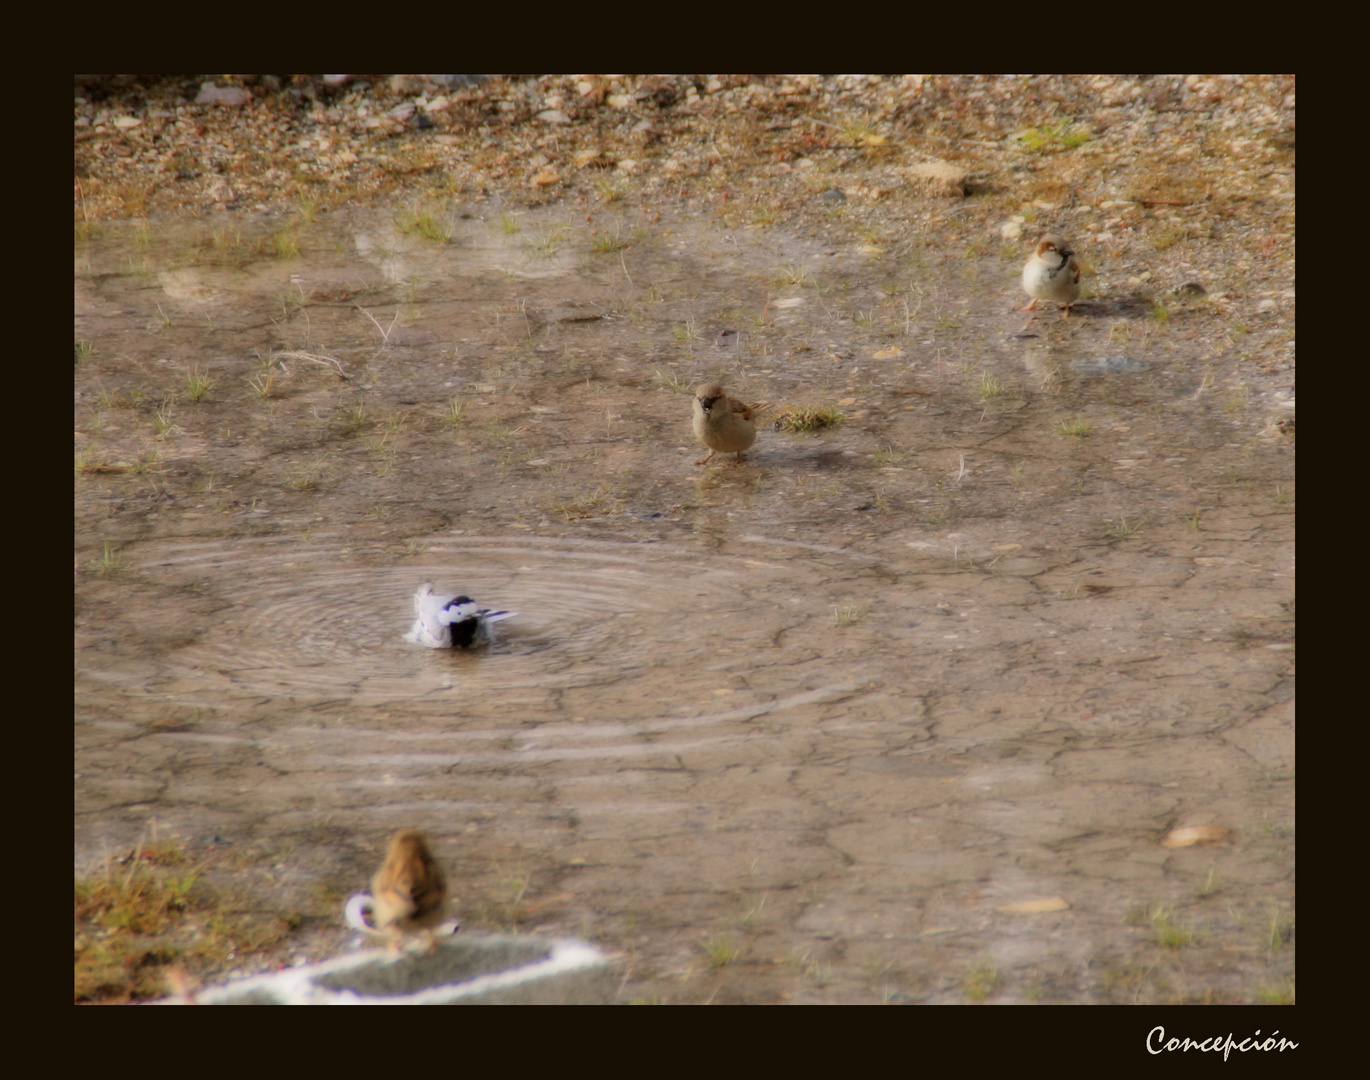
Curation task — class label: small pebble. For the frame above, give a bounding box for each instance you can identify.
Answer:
[195,84,251,107]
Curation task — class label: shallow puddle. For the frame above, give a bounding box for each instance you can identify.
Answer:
[76,200,1294,1002]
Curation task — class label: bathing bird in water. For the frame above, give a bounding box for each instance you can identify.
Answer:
[345,829,453,949]
[404,582,516,649]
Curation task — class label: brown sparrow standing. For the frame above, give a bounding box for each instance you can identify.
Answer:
[346,829,449,948]
[692,383,765,465]
[1020,234,1082,317]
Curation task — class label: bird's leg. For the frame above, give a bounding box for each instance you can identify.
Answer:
[1060,303,1072,319]
[695,450,716,466]
[731,452,746,466]
[1018,298,1039,312]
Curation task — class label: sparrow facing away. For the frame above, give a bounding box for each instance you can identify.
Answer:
[404,582,516,649]
[692,383,766,466]
[344,829,451,948]
[1020,234,1082,317]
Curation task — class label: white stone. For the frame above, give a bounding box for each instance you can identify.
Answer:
[195,84,251,107]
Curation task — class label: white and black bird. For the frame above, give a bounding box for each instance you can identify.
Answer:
[404,582,516,649]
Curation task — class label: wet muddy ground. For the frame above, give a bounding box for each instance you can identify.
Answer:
[76,83,1293,1003]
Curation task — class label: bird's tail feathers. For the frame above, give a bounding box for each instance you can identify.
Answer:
[344,892,385,935]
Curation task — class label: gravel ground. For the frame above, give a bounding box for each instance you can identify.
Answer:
[73,73,1297,364]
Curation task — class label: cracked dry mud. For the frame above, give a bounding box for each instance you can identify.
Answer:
[76,167,1293,1004]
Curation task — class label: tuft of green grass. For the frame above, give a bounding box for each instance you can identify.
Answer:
[526,227,570,259]
[271,229,301,259]
[771,264,811,287]
[75,340,94,365]
[499,214,522,234]
[654,368,692,394]
[209,226,241,252]
[835,117,885,146]
[442,396,465,429]
[832,606,864,627]
[247,372,275,399]
[152,397,179,437]
[593,177,626,203]
[590,229,630,253]
[1104,516,1142,539]
[774,405,844,433]
[977,373,1010,399]
[545,485,614,523]
[89,542,127,577]
[343,401,367,431]
[1255,979,1295,1006]
[1052,417,1094,438]
[1150,907,1195,949]
[396,209,452,243]
[1266,903,1294,952]
[186,367,213,403]
[290,464,320,490]
[703,936,741,968]
[962,959,999,1003]
[1149,301,1170,322]
[872,444,907,466]
[1019,120,1090,153]
[670,318,701,346]
[740,896,766,931]
[75,450,115,475]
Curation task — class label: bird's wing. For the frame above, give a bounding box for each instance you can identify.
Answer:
[438,599,481,625]
[408,855,448,919]
[412,582,435,615]
[407,590,452,646]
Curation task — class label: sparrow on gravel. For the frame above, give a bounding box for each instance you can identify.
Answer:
[344,829,452,948]
[692,383,767,466]
[1020,234,1082,317]
[404,582,515,649]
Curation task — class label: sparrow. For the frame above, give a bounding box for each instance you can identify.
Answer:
[692,383,766,466]
[344,829,452,948]
[404,582,516,649]
[1020,234,1082,317]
